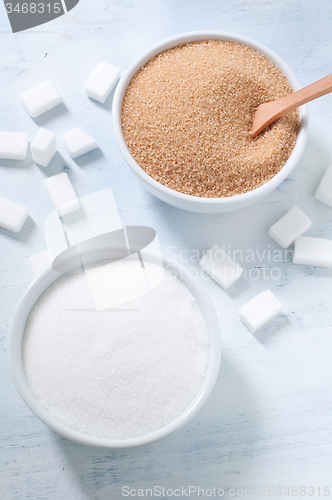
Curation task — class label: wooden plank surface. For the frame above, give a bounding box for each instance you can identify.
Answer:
[1,1,332,498]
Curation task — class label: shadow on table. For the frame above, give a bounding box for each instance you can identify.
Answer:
[74,147,104,167]
[32,103,69,127]
[35,152,70,177]
[86,86,117,113]
[53,355,258,500]
[0,148,34,170]
[253,314,291,344]
[0,216,35,242]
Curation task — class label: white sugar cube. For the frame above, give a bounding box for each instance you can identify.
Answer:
[239,290,283,333]
[0,132,28,160]
[0,196,29,232]
[31,127,57,167]
[20,80,62,118]
[85,62,120,103]
[315,165,332,207]
[293,236,332,267]
[61,127,98,158]
[200,244,243,289]
[29,251,51,278]
[44,173,80,216]
[268,206,311,248]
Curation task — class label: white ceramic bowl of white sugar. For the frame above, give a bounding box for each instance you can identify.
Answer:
[113,30,308,213]
[8,250,221,448]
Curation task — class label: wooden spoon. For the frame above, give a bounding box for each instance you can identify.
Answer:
[251,73,332,138]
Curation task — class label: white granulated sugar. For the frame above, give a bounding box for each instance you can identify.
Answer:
[0,196,29,232]
[0,131,28,160]
[268,206,311,248]
[31,128,57,167]
[22,263,209,439]
[200,244,243,289]
[85,62,120,103]
[61,127,98,158]
[315,165,332,207]
[20,80,62,118]
[44,172,80,216]
[238,290,283,333]
[293,236,332,267]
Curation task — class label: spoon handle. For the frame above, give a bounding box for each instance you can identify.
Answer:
[272,72,332,112]
[251,73,332,138]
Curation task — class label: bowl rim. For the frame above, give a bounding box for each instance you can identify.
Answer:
[7,252,221,449]
[113,30,309,207]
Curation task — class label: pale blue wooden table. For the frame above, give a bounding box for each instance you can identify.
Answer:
[1,1,332,499]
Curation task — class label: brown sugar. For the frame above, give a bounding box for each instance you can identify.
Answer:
[121,40,300,198]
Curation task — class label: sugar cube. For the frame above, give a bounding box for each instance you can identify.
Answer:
[29,251,51,278]
[293,236,332,267]
[61,127,98,158]
[20,80,62,118]
[200,244,243,289]
[0,196,29,232]
[315,165,332,207]
[0,132,28,160]
[31,127,57,167]
[268,206,311,248]
[44,173,80,217]
[238,290,283,333]
[85,62,120,103]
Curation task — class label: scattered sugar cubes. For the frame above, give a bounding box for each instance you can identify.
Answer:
[61,127,98,158]
[200,244,243,289]
[239,290,283,333]
[85,62,120,103]
[293,236,332,267]
[0,132,28,160]
[268,206,311,248]
[315,165,332,207]
[31,128,57,167]
[29,251,51,278]
[0,196,29,232]
[44,172,80,216]
[20,80,62,118]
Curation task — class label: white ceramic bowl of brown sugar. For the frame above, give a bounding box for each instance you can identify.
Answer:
[113,31,308,213]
